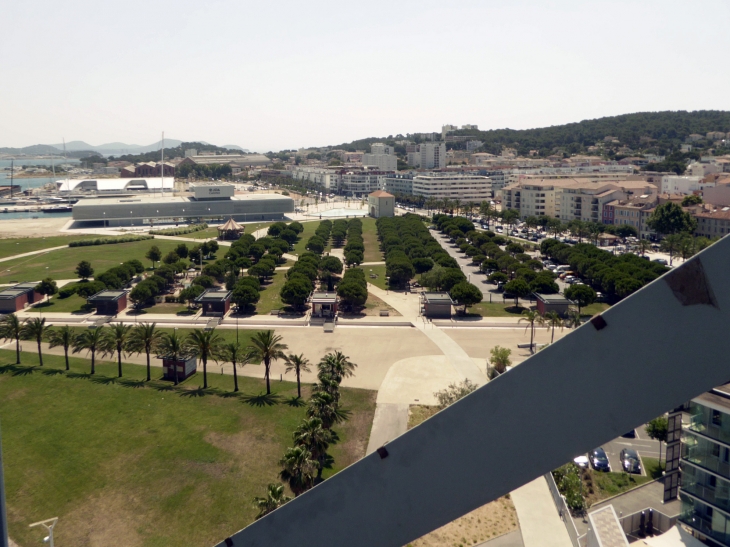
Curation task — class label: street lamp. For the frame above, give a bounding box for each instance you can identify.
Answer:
[29,517,58,547]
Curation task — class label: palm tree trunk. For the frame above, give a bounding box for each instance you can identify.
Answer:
[551,326,555,344]
[233,363,238,392]
[203,356,208,389]
[37,339,43,366]
[296,369,301,398]
[265,358,271,394]
[530,324,535,354]
[146,350,151,381]
[64,347,69,370]
[15,337,20,364]
[91,350,96,375]
[117,349,123,377]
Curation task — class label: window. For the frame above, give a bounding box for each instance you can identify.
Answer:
[713,410,722,426]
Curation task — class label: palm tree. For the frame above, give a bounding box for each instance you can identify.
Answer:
[318,351,357,383]
[453,198,462,216]
[279,446,316,496]
[184,328,222,389]
[128,322,164,381]
[293,416,334,480]
[101,323,132,378]
[637,238,651,257]
[157,329,187,385]
[566,311,582,329]
[0,313,24,364]
[284,353,311,398]
[72,327,104,375]
[20,317,49,367]
[248,330,288,395]
[253,483,291,520]
[543,311,564,344]
[307,391,349,430]
[519,309,540,354]
[215,341,252,392]
[48,325,75,371]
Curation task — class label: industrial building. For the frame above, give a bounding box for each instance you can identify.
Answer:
[56,177,174,195]
[71,183,294,227]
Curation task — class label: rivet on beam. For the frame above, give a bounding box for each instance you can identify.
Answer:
[590,315,607,331]
[377,446,389,459]
[225,538,234,546]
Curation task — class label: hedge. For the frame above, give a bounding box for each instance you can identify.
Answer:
[69,235,154,247]
[149,223,208,236]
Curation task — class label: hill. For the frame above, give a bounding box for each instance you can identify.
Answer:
[332,110,730,157]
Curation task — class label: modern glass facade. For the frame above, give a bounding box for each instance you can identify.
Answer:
[680,400,730,546]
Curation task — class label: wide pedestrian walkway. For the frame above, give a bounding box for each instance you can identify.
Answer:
[511,478,573,547]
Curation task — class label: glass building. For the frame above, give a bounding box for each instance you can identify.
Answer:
[680,389,730,545]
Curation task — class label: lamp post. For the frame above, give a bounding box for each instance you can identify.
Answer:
[0,423,8,547]
[29,517,58,547]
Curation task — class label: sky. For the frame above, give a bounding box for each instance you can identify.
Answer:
[2,0,730,152]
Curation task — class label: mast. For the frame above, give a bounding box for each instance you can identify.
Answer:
[160,131,164,197]
[9,160,12,199]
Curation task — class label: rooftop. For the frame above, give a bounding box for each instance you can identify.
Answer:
[535,293,573,304]
[369,190,394,198]
[423,292,453,303]
[87,290,127,302]
[310,292,338,302]
[195,288,232,302]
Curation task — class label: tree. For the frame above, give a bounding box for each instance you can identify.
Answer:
[0,314,24,364]
[681,194,702,206]
[101,323,132,378]
[566,311,582,329]
[185,328,222,389]
[637,238,652,257]
[35,278,58,303]
[503,278,530,307]
[232,282,260,312]
[284,353,311,398]
[318,351,357,383]
[307,391,349,430]
[253,484,291,520]
[21,317,49,367]
[248,330,288,395]
[156,329,187,385]
[293,416,335,480]
[280,277,312,311]
[543,311,564,344]
[488,346,512,378]
[519,309,540,354]
[75,260,94,280]
[385,259,415,287]
[434,379,478,409]
[128,323,165,381]
[615,224,638,242]
[647,202,697,237]
[72,327,104,375]
[48,325,76,371]
[449,282,483,313]
[129,283,153,309]
[564,284,596,314]
[279,446,316,496]
[646,416,669,464]
[215,341,252,392]
[175,243,189,259]
[146,245,162,268]
[660,233,684,266]
[336,280,367,309]
[163,251,180,265]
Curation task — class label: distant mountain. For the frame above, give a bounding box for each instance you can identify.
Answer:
[49,139,184,155]
[223,144,250,152]
[0,144,61,155]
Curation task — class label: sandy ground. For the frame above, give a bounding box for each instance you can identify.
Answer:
[0,217,70,237]
[444,327,569,365]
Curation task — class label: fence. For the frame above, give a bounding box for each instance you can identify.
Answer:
[544,472,582,547]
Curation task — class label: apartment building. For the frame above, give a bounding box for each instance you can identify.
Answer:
[411,173,491,202]
[603,195,658,239]
[340,171,391,197]
[362,142,397,171]
[679,386,730,545]
[693,208,730,238]
[420,142,446,169]
[291,167,340,191]
[661,175,716,195]
[381,173,415,195]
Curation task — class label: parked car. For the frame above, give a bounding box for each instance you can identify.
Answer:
[652,258,668,265]
[595,292,607,302]
[590,448,611,472]
[621,429,636,438]
[573,455,590,469]
[620,448,642,474]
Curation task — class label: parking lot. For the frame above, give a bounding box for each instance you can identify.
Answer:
[582,425,662,476]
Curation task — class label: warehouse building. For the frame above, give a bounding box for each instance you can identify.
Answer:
[56,177,174,195]
[71,183,294,227]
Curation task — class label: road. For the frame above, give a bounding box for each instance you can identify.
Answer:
[430,228,492,298]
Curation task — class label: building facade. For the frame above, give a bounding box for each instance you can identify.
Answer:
[362,142,398,171]
[412,173,491,202]
[694,209,730,238]
[381,173,415,195]
[368,190,395,218]
[419,142,446,169]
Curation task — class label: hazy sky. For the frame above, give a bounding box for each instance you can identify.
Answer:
[2,0,729,152]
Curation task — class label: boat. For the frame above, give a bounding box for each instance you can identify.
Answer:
[40,205,73,213]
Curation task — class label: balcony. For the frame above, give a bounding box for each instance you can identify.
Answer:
[683,431,730,480]
[688,403,730,446]
[680,495,730,545]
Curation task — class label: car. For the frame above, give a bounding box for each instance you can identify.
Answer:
[590,448,611,471]
[652,258,668,265]
[621,429,636,438]
[573,455,590,469]
[620,448,642,474]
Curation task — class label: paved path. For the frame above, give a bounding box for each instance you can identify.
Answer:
[431,229,493,298]
[476,530,524,547]
[365,403,409,455]
[0,245,68,263]
[511,477,573,547]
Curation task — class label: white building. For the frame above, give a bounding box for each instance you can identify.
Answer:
[412,173,491,202]
[362,143,398,171]
[56,177,174,195]
[688,161,721,178]
[661,175,715,195]
[466,140,483,151]
[420,142,446,169]
[381,173,415,195]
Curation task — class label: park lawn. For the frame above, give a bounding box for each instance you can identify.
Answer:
[580,302,610,317]
[0,239,182,283]
[137,302,196,315]
[26,293,91,314]
[0,234,99,260]
[642,457,665,480]
[583,468,653,506]
[0,349,375,547]
[256,270,288,315]
[466,301,529,318]
[242,221,274,239]
[360,264,387,290]
[183,227,220,239]
[290,221,322,256]
[360,217,382,262]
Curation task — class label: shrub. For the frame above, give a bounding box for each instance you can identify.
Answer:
[69,235,153,247]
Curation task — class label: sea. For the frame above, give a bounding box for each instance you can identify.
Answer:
[0,158,80,219]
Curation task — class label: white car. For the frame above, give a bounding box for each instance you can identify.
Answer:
[573,455,589,469]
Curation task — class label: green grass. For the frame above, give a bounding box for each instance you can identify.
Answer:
[360,217,382,262]
[360,264,388,290]
[244,222,275,238]
[0,235,100,260]
[26,293,91,314]
[642,457,665,480]
[255,270,288,314]
[0,349,376,547]
[580,302,610,317]
[466,301,529,318]
[184,227,220,239]
[587,469,652,503]
[0,238,183,283]
[135,302,196,315]
[290,221,322,256]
